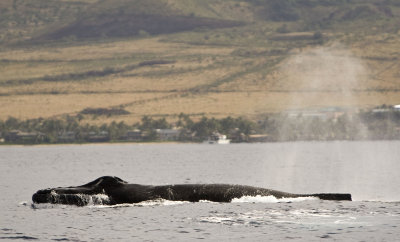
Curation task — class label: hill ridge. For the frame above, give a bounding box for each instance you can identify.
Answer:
[0,0,400,123]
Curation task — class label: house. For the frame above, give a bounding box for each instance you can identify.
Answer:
[86,131,110,142]
[123,129,144,141]
[57,131,76,143]
[156,128,181,141]
[248,134,271,143]
[5,130,46,143]
[229,129,247,143]
[203,132,230,144]
[286,107,345,121]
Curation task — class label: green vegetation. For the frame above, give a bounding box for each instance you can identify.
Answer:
[1,107,399,144]
[79,108,130,116]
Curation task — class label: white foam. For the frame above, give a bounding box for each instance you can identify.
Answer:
[48,191,111,206]
[231,195,319,203]
[32,194,320,208]
[82,194,111,205]
[91,199,190,208]
[30,203,69,209]
[130,199,190,207]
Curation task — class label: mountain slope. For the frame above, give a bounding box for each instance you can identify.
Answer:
[32,0,245,41]
[0,0,400,123]
[2,0,400,44]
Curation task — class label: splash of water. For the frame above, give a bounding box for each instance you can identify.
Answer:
[266,44,372,195]
[275,44,371,141]
[232,195,319,203]
[49,190,111,206]
[281,44,367,100]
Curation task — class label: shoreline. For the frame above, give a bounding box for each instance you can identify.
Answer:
[0,141,193,147]
[1,139,399,147]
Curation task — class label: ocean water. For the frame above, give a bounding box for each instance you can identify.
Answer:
[1,141,399,241]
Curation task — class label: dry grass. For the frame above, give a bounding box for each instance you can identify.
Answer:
[0,38,180,61]
[0,93,166,120]
[1,30,400,124]
[78,90,400,125]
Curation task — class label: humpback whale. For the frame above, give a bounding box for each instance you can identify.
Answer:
[32,176,352,206]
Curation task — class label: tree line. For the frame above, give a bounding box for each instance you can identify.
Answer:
[0,107,399,144]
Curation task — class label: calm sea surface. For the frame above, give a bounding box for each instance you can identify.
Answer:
[1,141,400,241]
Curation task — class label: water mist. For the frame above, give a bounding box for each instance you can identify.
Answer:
[267,44,379,200]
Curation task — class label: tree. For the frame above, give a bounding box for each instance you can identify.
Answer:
[177,113,194,130]
[5,117,19,130]
[191,117,219,139]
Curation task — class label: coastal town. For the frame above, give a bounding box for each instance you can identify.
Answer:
[1,105,399,145]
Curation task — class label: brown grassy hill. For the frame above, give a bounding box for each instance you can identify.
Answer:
[1,0,400,124]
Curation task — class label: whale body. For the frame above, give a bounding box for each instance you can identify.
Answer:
[32,176,352,206]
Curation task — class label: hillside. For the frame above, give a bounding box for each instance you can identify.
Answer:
[1,0,400,124]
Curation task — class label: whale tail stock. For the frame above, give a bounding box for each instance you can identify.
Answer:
[309,193,352,201]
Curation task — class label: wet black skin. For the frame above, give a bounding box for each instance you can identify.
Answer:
[32,176,352,206]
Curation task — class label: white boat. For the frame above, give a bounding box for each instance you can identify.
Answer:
[203,132,230,144]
